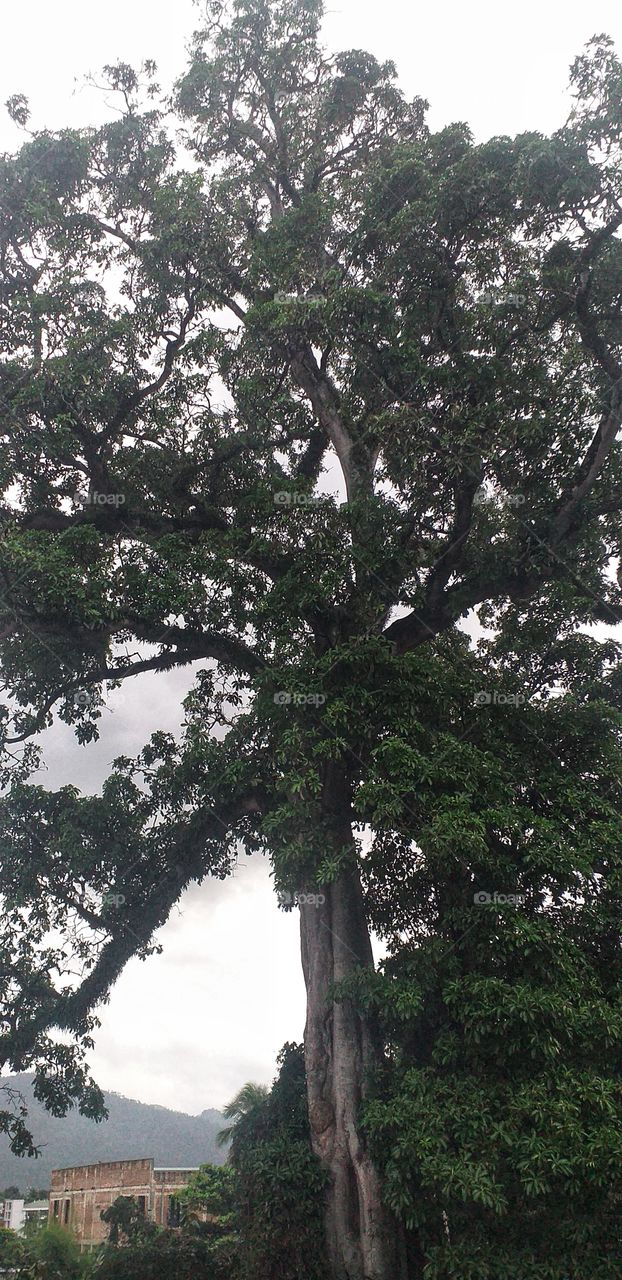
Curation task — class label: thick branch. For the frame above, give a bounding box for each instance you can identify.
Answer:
[423,468,481,610]
[5,629,265,745]
[552,271,622,542]
[17,506,288,582]
[383,566,538,654]
[103,291,197,441]
[290,346,367,501]
[6,797,265,1049]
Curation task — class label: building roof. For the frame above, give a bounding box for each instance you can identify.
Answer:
[51,1158,200,1176]
[24,1201,49,1211]
[51,1157,153,1173]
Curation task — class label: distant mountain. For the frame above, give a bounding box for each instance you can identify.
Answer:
[0,1074,226,1193]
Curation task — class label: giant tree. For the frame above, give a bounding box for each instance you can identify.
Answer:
[1,2,622,1277]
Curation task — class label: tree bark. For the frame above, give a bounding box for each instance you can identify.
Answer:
[300,853,407,1280]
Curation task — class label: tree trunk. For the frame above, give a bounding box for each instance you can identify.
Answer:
[300,858,407,1280]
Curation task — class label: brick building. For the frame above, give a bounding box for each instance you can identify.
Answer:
[49,1158,198,1249]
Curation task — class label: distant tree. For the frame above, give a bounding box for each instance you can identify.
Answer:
[25,1189,49,1203]
[100,1197,158,1247]
[88,1233,225,1280]
[0,1224,28,1269]
[1,1184,21,1199]
[23,1214,49,1243]
[216,1084,270,1154]
[176,1163,239,1276]
[225,1045,328,1280]
[25,1222,83,1279]
[178,1162,237,1229]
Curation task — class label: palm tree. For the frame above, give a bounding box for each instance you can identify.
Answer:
[217,1082,270,1152]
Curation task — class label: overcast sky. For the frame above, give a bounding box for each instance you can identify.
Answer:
[2,0,622,1118]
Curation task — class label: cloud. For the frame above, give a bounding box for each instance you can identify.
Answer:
[28,666,305,1113]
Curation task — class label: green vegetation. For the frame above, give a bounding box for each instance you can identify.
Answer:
[94,1045,326,1279]
[0,1223,82,1279]
[1,0,622,1275]
[220,1044,328,1280]
[0,1050,324,1280]
[0,1224,29,1271]
[100,1198,159,1248]
[91,1235,233,1280]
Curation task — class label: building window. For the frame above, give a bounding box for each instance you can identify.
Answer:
[52,1201,60,1219]
[167,1196,181,1228]
[137,1196,147,1216]
[64,1200,71,1224]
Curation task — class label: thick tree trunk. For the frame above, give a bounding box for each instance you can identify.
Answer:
[300,859,407,1280]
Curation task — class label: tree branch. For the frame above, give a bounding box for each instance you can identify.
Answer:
[103,290,197,442]
[5,629,265,745]
[290,345,367,501]
[6,796,266,1047]
[552,270,622,542]
[17,506,288,582]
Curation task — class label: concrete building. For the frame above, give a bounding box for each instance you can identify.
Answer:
[49,1158,198,1250]
[1,1198,25,1232]
[0,1198,48,1234]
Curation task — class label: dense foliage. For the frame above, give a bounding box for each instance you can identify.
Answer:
[0,1223,83,1279]
[225,1044,328,1280]
[100,1197,159,1247]
[85,1047,326,1279]
[354,659,622,1276]
[0,1223,29,1270]
[88,1234,228,1280]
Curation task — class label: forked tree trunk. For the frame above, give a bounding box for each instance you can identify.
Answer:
[300,858,408,1280]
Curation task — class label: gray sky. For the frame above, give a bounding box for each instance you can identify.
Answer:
[2,0,622,1115]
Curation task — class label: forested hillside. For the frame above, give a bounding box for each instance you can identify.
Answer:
[0,1075,225,1190]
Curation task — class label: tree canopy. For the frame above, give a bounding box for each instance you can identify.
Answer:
[1,2,622,1275]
